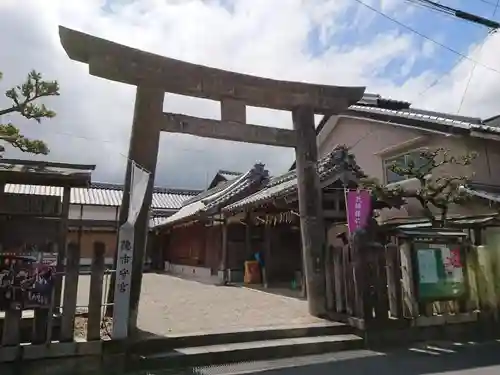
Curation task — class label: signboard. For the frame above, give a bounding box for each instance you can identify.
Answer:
[0,255,54,310]
[0,193,61,216]
[345,189,371,235]
[112,161,150,339]
[415,242,465,301]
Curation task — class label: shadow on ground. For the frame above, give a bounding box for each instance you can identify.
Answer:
[138,339,500,375]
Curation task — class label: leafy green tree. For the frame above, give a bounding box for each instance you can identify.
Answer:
[0,70,59,156]
[362,148,477,226]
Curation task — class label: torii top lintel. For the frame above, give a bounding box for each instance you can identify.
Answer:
[58,26,365,113]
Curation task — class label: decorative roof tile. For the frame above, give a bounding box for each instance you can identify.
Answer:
[151,164,269,228]
[223,145,365,213]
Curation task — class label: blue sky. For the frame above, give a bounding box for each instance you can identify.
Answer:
[2,0,500,186]
[308,0,498,85]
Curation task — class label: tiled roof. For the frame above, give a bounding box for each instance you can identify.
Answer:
[4,182,201,210]
[315,92,500,139]
[207,169,243,189]
[181,179,235,207]
[347,105,500,136]
[356,93,410,109]
[223,145,365,213]
[217,170,243,181]
[152,164,269,228]
[150,214,173,228]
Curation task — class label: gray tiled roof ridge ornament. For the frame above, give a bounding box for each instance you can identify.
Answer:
[220,145,368,214]
[250,162,268,177]
[319,144,366,180]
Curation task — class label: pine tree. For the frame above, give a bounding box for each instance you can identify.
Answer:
[0,70,60,156]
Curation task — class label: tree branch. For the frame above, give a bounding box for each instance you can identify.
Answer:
[0,70,59,155]
[367,147,476,226]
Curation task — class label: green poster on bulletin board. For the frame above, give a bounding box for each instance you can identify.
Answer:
[414,242,465,301]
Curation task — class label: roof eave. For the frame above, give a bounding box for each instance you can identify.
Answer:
[343,109,469,137]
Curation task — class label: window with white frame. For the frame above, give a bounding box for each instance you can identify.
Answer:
[383,150,431,183]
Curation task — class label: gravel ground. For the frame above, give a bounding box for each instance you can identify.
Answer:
[73,273,325,336]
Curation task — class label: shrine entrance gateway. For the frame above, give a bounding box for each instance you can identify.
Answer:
[58,26,365,334]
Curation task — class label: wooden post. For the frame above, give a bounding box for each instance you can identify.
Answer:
[386,243,403,318]
[115,86,163,337]
[54,186,71,310]
[343,244,353,315]
[292,105,327,317]
[221,220,229,283]
[2,308,21,346]
[332,246,345,313]
[263,223,272,288]
[400,241,418,318]
[325,244,334,312]
[373,244,390,323]
[31,309,49,344]
[244,213,251,258]
[59,242,81,342]
[87,242,105,341]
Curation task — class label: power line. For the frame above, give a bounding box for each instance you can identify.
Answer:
[345,0,500,149]
[409,0,500,29]
[457,0,499,113]
[405,0,495,27]
[0,127,215,175]
[475,0,500,8]
[352,0,500,75]
[405,0,461,22]
[405,0,455,17]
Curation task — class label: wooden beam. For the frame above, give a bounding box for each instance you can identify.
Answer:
[59,27,365,113]
[161,112,297,148]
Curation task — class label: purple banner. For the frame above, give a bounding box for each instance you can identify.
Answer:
[346,190,371,235]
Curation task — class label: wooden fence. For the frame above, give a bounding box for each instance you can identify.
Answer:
[0,241,109,362]
[328,242,482,331]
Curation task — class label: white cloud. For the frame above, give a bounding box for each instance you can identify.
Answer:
[0,0,498,188]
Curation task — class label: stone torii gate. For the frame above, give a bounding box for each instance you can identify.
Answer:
[58,26,365,333]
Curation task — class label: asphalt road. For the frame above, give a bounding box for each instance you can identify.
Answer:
[155,340,500,375]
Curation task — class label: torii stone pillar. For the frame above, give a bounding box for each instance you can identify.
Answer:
[117,87,163,328]
[58,26,365,331]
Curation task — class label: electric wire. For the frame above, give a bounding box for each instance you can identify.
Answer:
[345,0,499,149]
[6,0,500,174]
[457,0,500,114]
[352,0,500,74]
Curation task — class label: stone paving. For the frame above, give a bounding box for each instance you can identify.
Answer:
[75,273,326,336]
